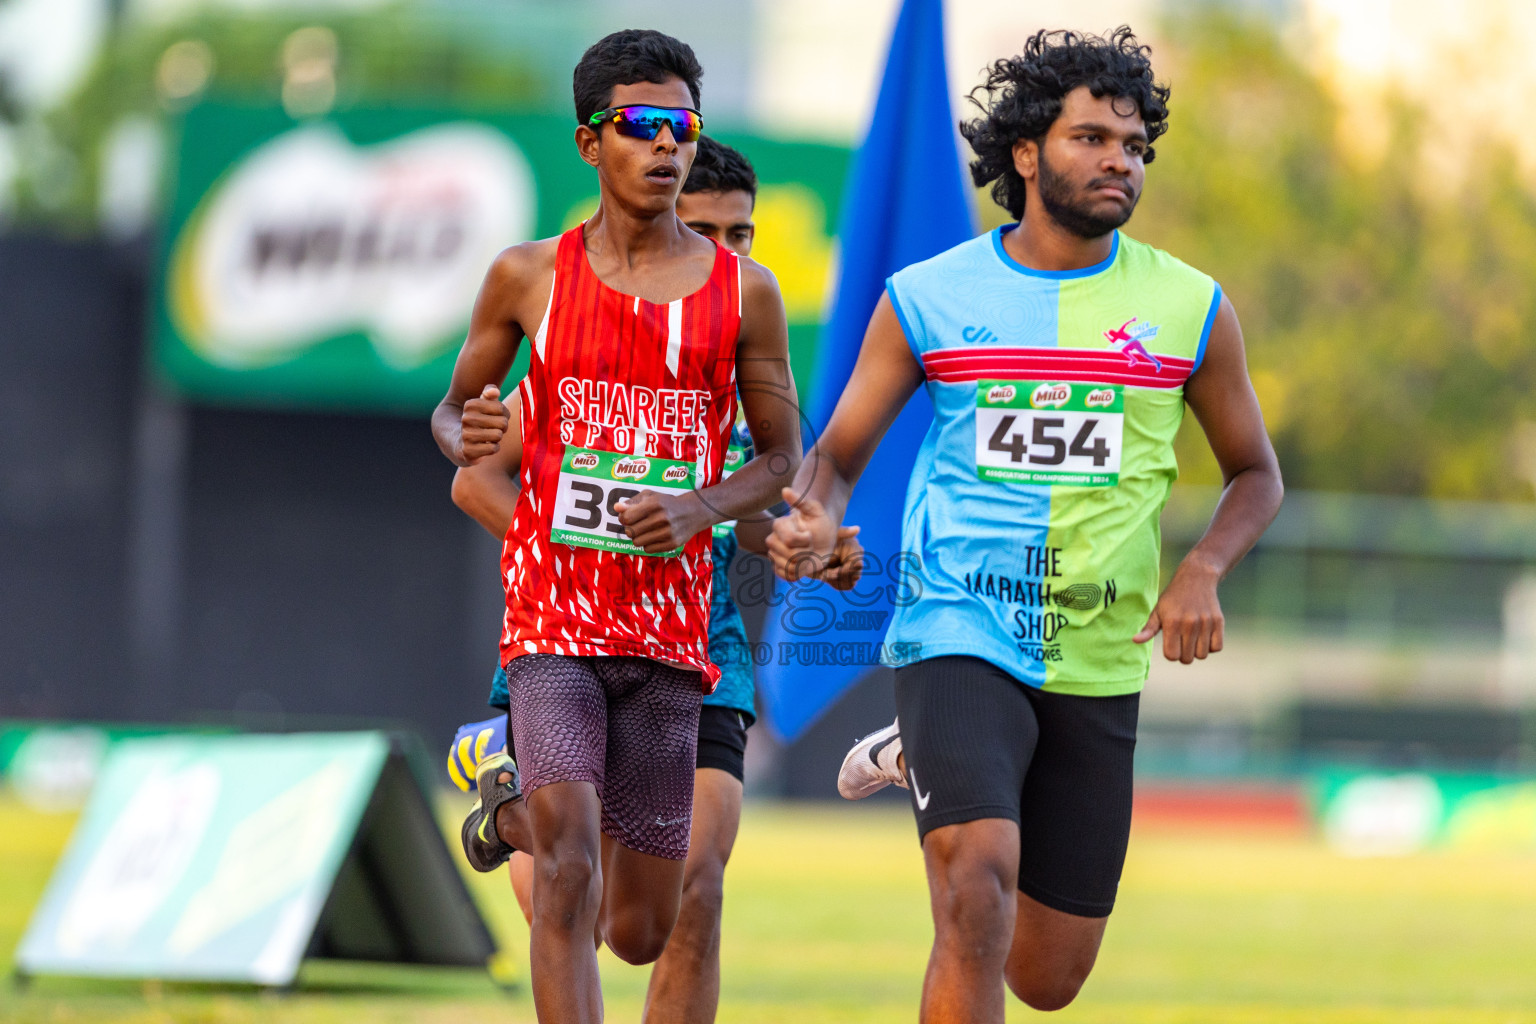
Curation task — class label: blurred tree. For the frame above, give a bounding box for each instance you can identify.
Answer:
[974,13,1536,501]
[1129,12,1536,501]
[11,5,563,232]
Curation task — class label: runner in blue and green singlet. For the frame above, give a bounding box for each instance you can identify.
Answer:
[771,29,1283,1022]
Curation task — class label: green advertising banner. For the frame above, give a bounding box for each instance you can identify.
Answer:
[152,101,847,413]
[0,721,234,811]
[16,732,498,986]
[1316,769,1536,856]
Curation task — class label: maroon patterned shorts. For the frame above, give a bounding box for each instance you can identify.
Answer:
[504,654,702,860]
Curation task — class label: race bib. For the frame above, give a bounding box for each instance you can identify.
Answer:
[551,448,696,556]
[974,381,1123,486]
[712,443,748,539]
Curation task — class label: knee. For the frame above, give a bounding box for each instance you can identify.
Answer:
[681,850,726,917]
[932,877,1013,955]
[603,910,675,965]
[669,861,726,952]
[926,840,1014,945]
[1005,966,1090,1013]
[1003,933,1097,1011]
[535,848,601,921]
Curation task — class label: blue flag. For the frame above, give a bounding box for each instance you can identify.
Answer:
[758,0,976,741]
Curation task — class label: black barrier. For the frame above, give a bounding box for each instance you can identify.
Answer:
[0,237,501,751]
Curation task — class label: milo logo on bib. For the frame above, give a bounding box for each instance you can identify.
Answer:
[551,447,696,556]
[984,384,1017,404]
[975,379,1124,487]
[1029,383,1071,408]
[612,457,650,481]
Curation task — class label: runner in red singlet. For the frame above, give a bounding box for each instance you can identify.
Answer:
[430,30,801,1024]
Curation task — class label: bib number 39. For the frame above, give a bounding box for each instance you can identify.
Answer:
[550,448,695,556]
[975,380,1123,486]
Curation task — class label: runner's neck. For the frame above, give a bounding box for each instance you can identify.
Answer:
[584,201,700,270]
[1004,213,1116,273]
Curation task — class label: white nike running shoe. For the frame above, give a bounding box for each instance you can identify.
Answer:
[837,719,907,800]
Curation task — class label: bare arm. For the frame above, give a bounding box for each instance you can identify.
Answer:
[1135,294,1283,663]
[430,242,553,466]
[451,394,524,540]
[767,293,924,580]
[733,516,773,555]
[618,259,803,551]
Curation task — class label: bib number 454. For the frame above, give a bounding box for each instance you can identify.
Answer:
[985,415,1111,467]
[974,406,1123,487]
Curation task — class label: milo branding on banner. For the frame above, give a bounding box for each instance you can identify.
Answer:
[151,103,851,413]
[169,122,533,372]
[974,380,1125,486]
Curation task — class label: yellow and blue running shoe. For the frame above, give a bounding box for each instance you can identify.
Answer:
[446,715,506,792]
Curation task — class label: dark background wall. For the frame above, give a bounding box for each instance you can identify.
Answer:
[1,239,137,718]
[0,236,504,747]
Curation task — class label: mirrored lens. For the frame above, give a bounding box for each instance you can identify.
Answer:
[609,106,703,143]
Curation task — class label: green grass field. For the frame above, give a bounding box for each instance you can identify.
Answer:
[4,794,1536,1023]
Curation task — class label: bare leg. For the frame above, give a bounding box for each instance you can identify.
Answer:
[511,843,603,947]
[526,781,605,1024]
[494,774,534,851]
[507,851,534,926]
[598,837,687,965]
[642,767,743,1023]
[919,818,1019,1024]
[1002,891,1108,1012]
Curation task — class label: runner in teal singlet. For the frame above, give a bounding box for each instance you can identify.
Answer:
[770,29,1283,1022]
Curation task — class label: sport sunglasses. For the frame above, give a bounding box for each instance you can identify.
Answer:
[586,105,703,143]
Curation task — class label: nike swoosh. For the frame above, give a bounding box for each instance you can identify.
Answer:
[910,769,931,811]
[655,815,688,827]
[869,734,897,770]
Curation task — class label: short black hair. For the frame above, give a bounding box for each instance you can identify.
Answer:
[683,136,757,199]
[960,27,1170,220]
[572,29,704,126]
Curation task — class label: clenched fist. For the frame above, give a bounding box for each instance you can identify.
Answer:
[615,490,711,554]
[459,385,510,463]
[767,487,839,582]
[814,526,866,591]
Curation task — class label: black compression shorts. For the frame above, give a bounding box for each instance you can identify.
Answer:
[696,704,750,782]
[894,655,1139,918]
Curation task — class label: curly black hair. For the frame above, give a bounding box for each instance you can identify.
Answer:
[573,29,703,126]
[683,136,757,199]
[960,27,1170,220]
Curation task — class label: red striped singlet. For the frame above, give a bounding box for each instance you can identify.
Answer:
[499,224,742,689]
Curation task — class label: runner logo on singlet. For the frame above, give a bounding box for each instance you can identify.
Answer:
[975,380,1123,486]
[1103,318,1163,372]
[552,448,696,556]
